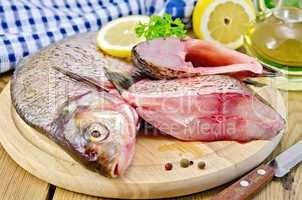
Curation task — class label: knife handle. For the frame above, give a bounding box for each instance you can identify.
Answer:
[212,164,275,200]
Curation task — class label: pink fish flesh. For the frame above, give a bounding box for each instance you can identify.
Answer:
[132,37,263,79]
[121,75,284,142]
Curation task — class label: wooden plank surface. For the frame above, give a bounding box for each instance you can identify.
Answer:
[0,72,302,200]
[0,72,50,200]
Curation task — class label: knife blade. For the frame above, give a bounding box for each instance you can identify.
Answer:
[212,140,302,200]
[273,140,302,177]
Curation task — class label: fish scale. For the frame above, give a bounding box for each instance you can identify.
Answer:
[11,32,286,177]
[110,74,285,142]
[11,32,138,177]
[102,36,284,142]
[131,37,264,80]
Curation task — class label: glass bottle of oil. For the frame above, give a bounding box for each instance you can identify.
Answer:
[244,0,302,75]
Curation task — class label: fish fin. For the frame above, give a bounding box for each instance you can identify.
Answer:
[53,66,104,91]
[243,79,267,87]
[104,65,145,92]
[104,69,132,92]
[252,72,281,78]
[252,67,282,78]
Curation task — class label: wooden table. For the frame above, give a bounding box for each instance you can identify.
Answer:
[0,72,301,200]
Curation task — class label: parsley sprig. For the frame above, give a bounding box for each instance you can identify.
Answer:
[135,14,187,40]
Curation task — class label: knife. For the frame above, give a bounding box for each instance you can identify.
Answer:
[212,140,302,200]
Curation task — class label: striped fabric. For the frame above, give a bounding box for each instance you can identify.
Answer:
[0,0,196,74]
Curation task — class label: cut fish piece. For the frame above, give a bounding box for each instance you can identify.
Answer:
[122,75,284,142]
[132,37,263,79]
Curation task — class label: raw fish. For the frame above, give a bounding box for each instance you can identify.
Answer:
[11,32,138,177]
[132,37,263,79]
[120,75,284,142]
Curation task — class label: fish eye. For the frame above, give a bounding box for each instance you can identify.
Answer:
[85,123,109,142]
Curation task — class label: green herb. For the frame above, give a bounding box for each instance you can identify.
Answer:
[135,14,187,40]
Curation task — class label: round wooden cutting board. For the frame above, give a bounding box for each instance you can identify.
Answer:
[0,84,286,199]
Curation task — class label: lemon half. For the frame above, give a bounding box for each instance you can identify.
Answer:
[97,15,149,58]
[193,0,255,49]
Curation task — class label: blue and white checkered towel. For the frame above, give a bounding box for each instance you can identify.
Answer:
[0,0,196,74]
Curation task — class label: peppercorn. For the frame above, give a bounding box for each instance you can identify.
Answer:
[165,163,173,171]
[180,158,190,168]
[198,161,206,169]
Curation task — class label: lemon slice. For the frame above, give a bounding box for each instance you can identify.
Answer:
[193,0,255,49]
[97,15,149,58]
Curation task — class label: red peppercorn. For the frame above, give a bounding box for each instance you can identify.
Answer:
[165,163,173,171]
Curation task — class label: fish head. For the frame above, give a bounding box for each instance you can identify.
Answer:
[55,92,136,177]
